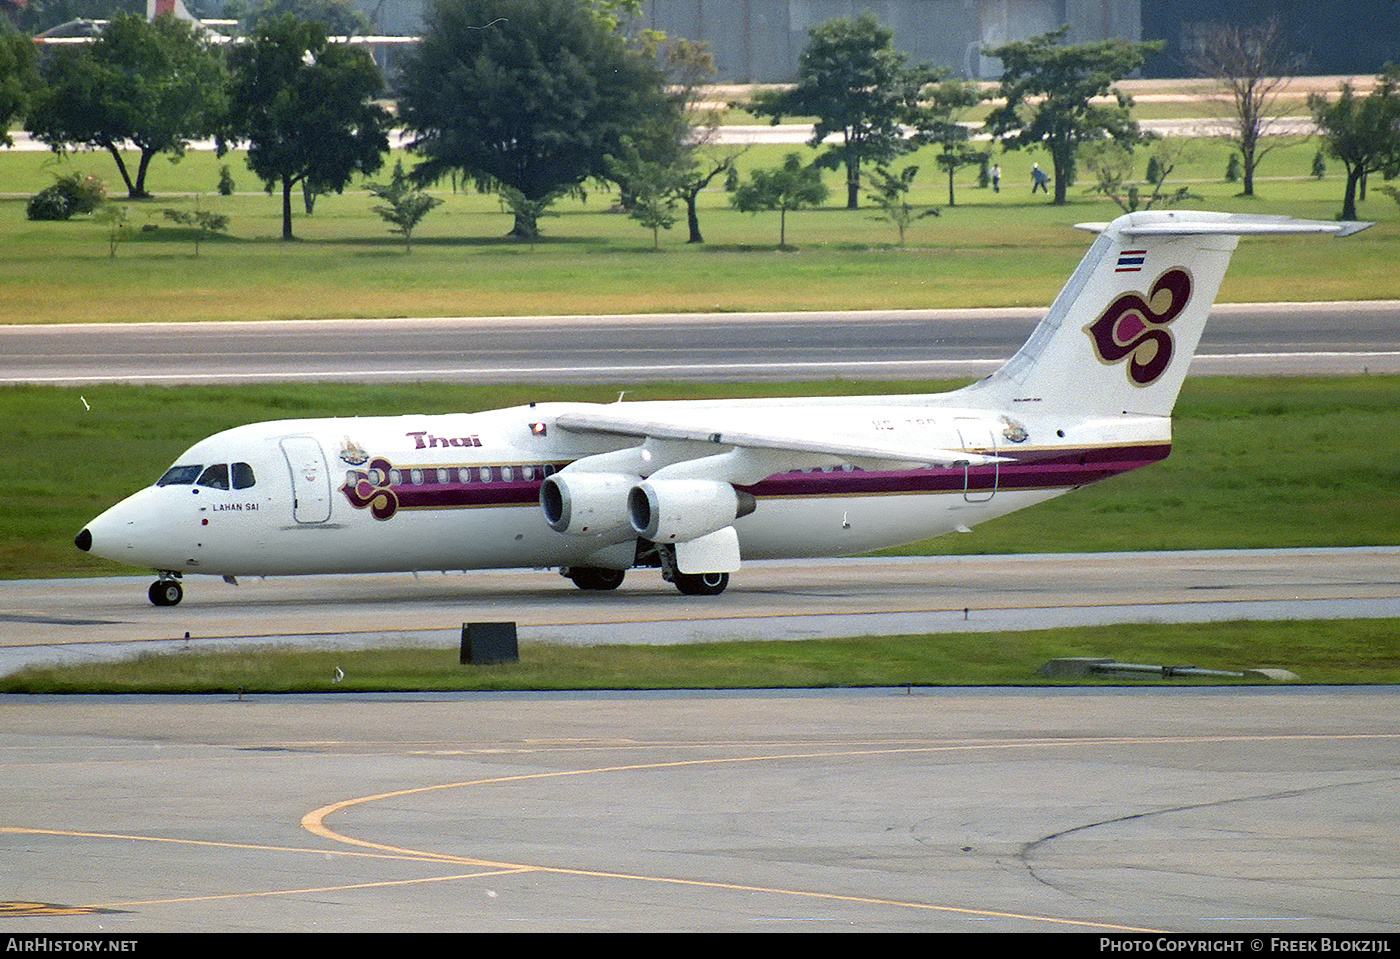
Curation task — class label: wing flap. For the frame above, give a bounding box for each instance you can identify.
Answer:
[553,410,1007,468]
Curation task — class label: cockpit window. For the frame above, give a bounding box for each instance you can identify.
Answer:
[231,462,256,490]
[157,465,202,487]
[197,464,230,490]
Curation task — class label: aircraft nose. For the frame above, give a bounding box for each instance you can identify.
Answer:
[74,528,93,552]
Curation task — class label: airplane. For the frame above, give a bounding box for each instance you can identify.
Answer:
[74,210,1370,606]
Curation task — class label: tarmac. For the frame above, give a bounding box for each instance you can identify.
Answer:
[2,547,1396,676]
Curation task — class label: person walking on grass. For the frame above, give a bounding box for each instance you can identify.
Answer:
[1031,163,1050,194]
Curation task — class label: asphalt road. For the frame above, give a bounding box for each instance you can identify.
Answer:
[2,686,1398,932]
[4,301,1399,385]
[4,549,1398,676]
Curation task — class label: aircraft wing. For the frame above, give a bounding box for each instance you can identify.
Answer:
[553,410,1007,469]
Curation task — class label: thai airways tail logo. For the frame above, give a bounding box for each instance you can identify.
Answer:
[1085,268,1192,386]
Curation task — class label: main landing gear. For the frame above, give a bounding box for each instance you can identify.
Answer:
[148,574,183,607]
[566,566,627,591]
[562,560,730,596]
[671,571,729,596]
[654,540,730,596]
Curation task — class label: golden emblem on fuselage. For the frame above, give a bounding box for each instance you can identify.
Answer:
[339,437,369,466]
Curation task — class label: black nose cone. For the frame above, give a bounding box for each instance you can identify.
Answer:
[74,528,92,552]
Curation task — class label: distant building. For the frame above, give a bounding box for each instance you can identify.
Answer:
[350,0,422,36]
[635,0,1142,82]
[346,0,1142,81]
[343,0,1395,83]
[1140,0,1400,78]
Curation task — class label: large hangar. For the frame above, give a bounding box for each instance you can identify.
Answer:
[634,0,1143,81]
[345,0,1144,83]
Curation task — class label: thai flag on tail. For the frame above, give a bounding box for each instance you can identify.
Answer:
[1116,249,1147,272]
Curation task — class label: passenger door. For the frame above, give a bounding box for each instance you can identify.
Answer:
[280,437,332,524]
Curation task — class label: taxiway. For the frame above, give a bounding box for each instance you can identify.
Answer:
[1,686,1397,932]
[3,548,1397,676]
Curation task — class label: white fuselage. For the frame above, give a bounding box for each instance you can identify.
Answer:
[81,395,1170,579]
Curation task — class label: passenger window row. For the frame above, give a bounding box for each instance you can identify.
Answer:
[357,463,561,487]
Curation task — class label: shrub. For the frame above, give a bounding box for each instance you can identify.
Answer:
[27,186,77,221]
[55,173,107,215]
[1225,153,1242,182]
[26,173,107,221]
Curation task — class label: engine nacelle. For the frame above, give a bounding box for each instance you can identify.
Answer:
[540,472,636,535]
[628,479,756,543]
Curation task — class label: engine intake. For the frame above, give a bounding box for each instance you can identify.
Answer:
[628,479,756,543]
[540,472,637,535]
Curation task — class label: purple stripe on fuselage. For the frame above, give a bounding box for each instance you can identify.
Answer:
[378,443,1170,513]
[393,480,543,511]
[744,443,1170,498]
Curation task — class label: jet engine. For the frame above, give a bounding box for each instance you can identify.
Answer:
[540,472,637,535]
[628,479,756,543]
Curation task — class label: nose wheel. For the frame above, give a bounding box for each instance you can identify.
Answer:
[148,578,184,607]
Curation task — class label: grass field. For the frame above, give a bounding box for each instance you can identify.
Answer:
[3,618,1398,693]
[2,133,1397,324]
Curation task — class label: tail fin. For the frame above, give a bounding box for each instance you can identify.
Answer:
[965,211,1370,418]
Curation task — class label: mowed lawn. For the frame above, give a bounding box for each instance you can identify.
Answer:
[1,134,1397,324]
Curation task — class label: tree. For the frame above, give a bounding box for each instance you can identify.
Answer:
[397,0,675,242]
[581,0,644,30]
[607,139,683,249]
[1081,138,1201,213]
[914,75,987,207]
[25,13,227,199]
[367,163,443,253]
[656,37,746,244]
[225,16,391,240]
[984,26,1159,205]
[162,205,231,256]
[93,203,132,258]
[1186,17,1304,198]
[747,14,930,210]
[0,26,38,148]
[730,152,829,248]
[865,165,938,246]
[1309,68,1400,221]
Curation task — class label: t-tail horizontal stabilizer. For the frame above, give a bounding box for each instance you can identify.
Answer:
[966,211,1372,418]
